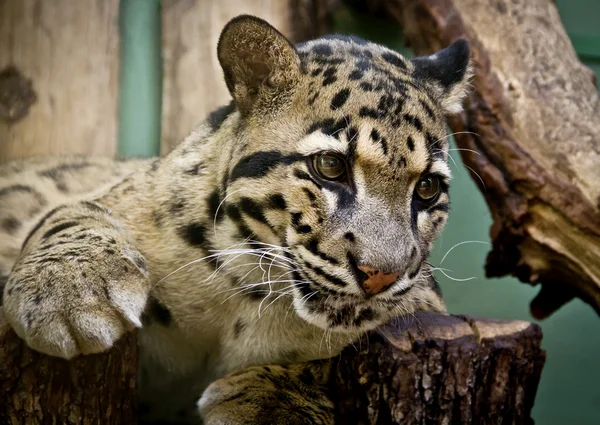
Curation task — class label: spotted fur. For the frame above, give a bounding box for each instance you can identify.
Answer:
[1,15,471,424]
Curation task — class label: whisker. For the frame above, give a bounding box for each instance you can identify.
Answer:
[440,240,490,264]
[212,188,243,236]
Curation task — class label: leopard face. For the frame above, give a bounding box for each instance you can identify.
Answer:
[217,17,472,334]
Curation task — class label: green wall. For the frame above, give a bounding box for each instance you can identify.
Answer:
[332,4,600,425]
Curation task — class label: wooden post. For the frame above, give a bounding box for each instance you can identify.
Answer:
[0,0,120,162]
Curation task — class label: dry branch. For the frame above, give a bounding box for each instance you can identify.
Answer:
[350,0,600,318]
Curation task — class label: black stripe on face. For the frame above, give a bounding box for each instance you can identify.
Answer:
[178,222,208,247]
[293,169,322,190]
[427,202,450,213]
[208,189,225,223]
[268,194,287,210]
[229,151,303,182]
[304,238,339,265]
[302,259,347,287]
[238,198,270,227]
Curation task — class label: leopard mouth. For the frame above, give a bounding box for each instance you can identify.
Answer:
[292,279,413,333]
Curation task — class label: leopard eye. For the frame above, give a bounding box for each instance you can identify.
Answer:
[415,175,441,201]
[312,153,346,181]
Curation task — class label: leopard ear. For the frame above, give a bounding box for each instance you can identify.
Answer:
[410,39,473,115]
[217,15,301,115]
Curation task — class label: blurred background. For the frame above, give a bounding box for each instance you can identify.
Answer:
[1,0,598,423]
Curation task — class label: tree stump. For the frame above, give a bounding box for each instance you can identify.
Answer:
[333,312,545,425]
[347,0,600,319]
[0,308,138,425]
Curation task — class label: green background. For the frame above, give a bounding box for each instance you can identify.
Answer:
[118,0,600,423]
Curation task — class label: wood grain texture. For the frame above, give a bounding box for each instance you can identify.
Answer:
[352,0,600,317]
[0,308,138,425]
[0,0,119,162]
[333,312,545,425]
[160,0,293,153]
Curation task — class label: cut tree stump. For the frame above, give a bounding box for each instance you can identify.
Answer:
[0,308,138,425]
[346,0,600,318]
[0,308,544,424]
[333,312,545,425]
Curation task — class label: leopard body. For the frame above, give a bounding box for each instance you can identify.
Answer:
[1,16,471,424]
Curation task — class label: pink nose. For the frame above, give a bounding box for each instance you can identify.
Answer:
[357,265,401,295]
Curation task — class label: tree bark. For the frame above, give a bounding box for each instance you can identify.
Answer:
[0,308,138,425]
[349,0,600,318]
[333,312,545,425]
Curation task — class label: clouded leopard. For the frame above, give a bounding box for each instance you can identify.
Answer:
[0,15,471,425]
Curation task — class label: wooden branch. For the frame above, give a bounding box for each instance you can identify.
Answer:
[333,312,545,425]
[0,308,138,425]
[351,0,600,318]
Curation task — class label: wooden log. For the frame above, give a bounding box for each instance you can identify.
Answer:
[333,312,545,425]
[0,308,138,425]
[0,0,120,162]
[350,0,600,318]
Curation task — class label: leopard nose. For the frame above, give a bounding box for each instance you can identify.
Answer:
[357,265,402,295]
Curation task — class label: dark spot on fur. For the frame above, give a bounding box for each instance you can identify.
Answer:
[38,163,92,192]
[322,68,337,86]
[239,198,268,225]
[42,221,78,240]
[184,162,205,175]
[382,52,407,70]
[311,67,323,77]
[226,204,242,222]
[305,239,340,266]
[359,82,373,91]
[344,232,355,242]
[170,199,186,215]
[208,189,224,222]
[407,135,415,151]
[349,70,363,80]
[291,212,302,227]
[419,99,436,119]
[359,107,379,119]
[403,114,423,131]
[398,157,407,167]
[298,367,315,385]
[268,194,287,210]
[234,319,245,338]
[207,101,236,131]
[313,43,333,56]
[179,222,207,247]
[297,225,312,234]
[2,217,20,234]
[330,88,351,110]
[144,296,172,326]
[302,188,317,202]
[370,128,388,155]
